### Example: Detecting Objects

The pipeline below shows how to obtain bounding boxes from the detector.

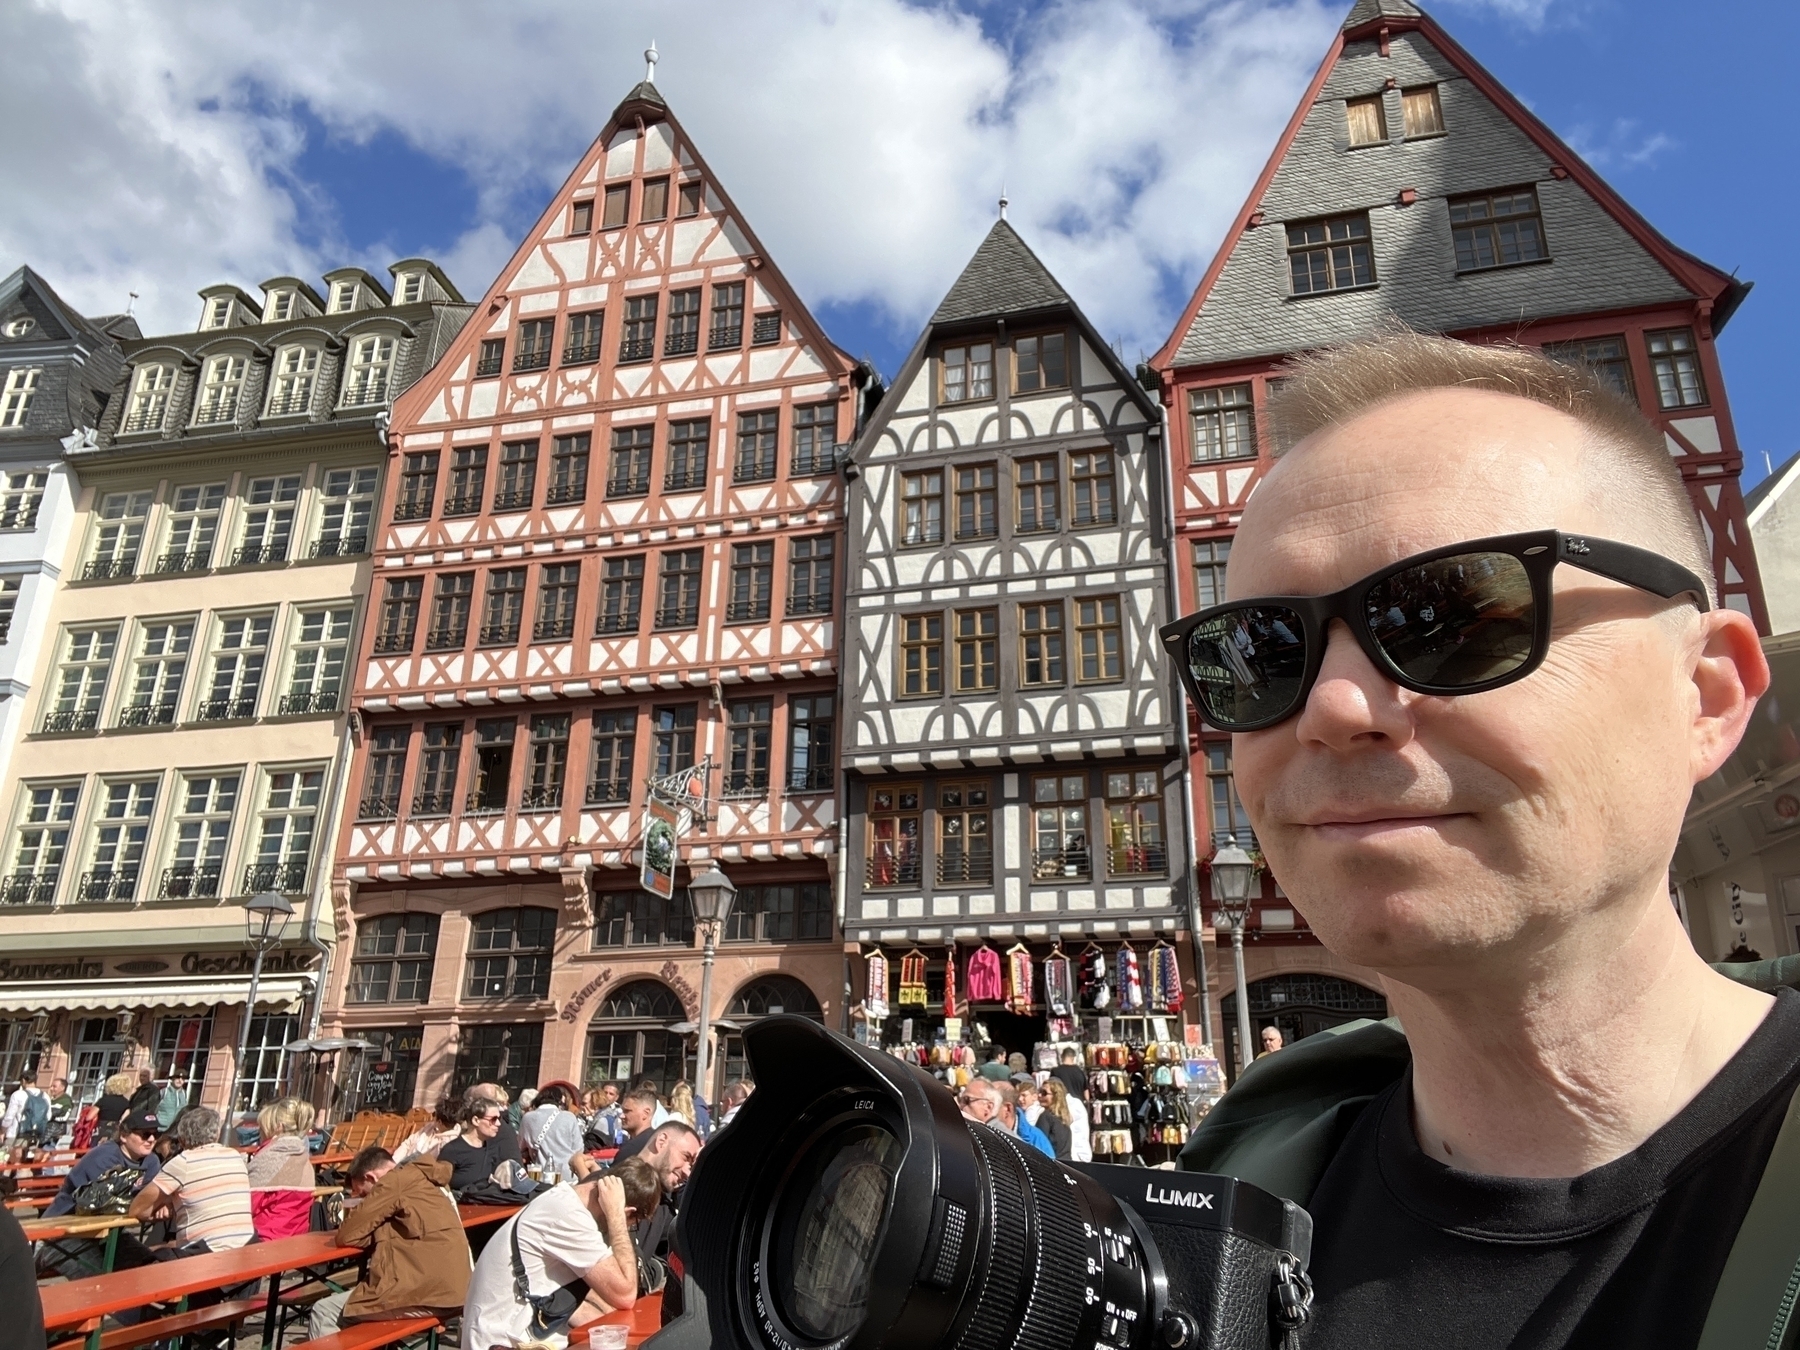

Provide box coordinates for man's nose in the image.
[1290,619,1417,751]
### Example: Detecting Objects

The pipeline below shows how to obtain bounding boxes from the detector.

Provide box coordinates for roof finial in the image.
[126,291,138,316]
[998,188,1008,221]
[644,41,658,85]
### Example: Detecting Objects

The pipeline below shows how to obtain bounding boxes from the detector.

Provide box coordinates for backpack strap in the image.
[1698,1084,1800,1350]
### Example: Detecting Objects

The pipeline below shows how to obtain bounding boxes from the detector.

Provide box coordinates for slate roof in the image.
[617,80,666,111]
[930,220,1072,326]
[1342,0,1423,27]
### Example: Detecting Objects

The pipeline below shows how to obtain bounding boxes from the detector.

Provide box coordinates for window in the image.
[641,176,670,222]
[955,608,998,692]
[792,403,836,475]
[464,907,556,1000]
[80,779,156,902]
[235,474,300,564]
[1014,333,1068,392]
[584,981,688,1090]
[395,452,438,520]
[374,577,422,654]
[900,613,943,696]
[901,470,944,546]
[1190,384,1256,462]
[735,410,778,483]
[608,425,653,496]
[267,344,320,416]
[1032,774,1090,879]
[425,572,474,650]
[1647,328,1708,409]
[248,770,322,900]
[445,446,487,516]
[481,567,526,644]
[235,1014,298,1111]
[342,335,396,405]
[204,296,233,328]
[1015,456,1059,532]
[1207,744,1253,848]
[710,283,744,350]
[0,470,43,532]
[513,319,554,373]
[266,289,295,322]
[787,694,833,792]
[1070,450,1115,525]
[724,886,831,943]
[476,339,505,378]
[1449,188,1548,272]
[329,281,358,313]
[283,606,352,713]
[723,698,771,797]
[656,549,702,628]
[598,555,645,634]
[469,719,515,812]
[192,355,247,426]
[123,364,175,433]
[564,311,603,366]
[0,365,37,427]
[752,310,782,345]
[602,183,629,229]
[197,612,271,720]
[593,895,692,949]
[954,464,998,540]
[523,714,570,809]
[150,1015,212,1103]
[1287,213,1375,294]
[1346,93,1388,146]
[1544,336,1636,401]
[47,626,117,732]
[678,180,703,217]
[315,466,377,557]
[0,316,33,338]
[357,1028,423,1111]
[1402,84,1444,137]
[534,562,579,641]
[1106,769,1166,876]
[665,288,700,356]
[120,619,192,726]
[941,342,993,403]
[414,723,462,815]
[494,440,537,511]
[728,542,772,622]
[349,914,440,1004]
[1019,601,1065,686]
[548,433,590,504]
[652,704,696,776]
[665,418,708,491]
[1193,539,1231,609]
[570,199,594,234]
[0,576,18,643]
[938,781,992,885]
[866,784,922,887]
[396,272,424,304]
[1076,596,1123,683]
[787,535,833,616]
[453,1024,542,1100]
[5,783,77,903]
[84,490,150,580]
[587,709,636,805]
[620,296,657,363]
[360,727,407,820]
[163,773,237,899]
[155,484,224,572]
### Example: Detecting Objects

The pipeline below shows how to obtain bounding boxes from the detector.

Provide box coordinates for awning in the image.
[0,974,313,1014]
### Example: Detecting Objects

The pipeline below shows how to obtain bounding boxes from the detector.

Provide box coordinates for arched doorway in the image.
[1221,974,1388,1081]
[584,980,689,1096]
[718,975,823,1088]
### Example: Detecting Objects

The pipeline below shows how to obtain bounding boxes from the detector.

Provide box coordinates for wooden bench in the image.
[292,1315,443,1349]
[58,1297,264,1350]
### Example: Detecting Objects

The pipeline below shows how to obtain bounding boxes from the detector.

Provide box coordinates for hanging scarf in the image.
[966,945,1003,1003]
[1157,944,1183,1013]
[1044,948,1076,1019]
[899,949,928,1007]
[1005,944,1034,1015]
[1116,944,1143,1012]
[1083,946,1112,1010]
[943,948,958,1018]
[1146,942,1169,1012]
[865,949,889,1018]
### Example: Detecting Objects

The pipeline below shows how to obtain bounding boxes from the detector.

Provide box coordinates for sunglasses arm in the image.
[1556,533,1711,612]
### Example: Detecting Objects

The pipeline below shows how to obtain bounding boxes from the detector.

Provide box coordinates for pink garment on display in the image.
[966,945,1003,1003]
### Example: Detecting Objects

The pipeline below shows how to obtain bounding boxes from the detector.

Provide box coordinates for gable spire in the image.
[1342,0,1422,28]
[931,219,1071,326]
[644,41,658,84]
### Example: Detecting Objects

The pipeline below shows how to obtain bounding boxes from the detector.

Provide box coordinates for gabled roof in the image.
[0,265,118,347]
[1747,449,1800,523]
[1342,0,1421,25]
[931,220,1073,326]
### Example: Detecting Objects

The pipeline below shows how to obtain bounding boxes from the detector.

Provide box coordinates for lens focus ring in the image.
[955,1125,1032,1350]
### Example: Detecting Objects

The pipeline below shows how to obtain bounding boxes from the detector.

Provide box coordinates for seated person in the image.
[308,1147,472,1339]
[439,1096,506,1196]
[128,1106,254,1253]
[246,1096,316,1240]
[528,1087,588,1180]
[47,1110,161,1217]
[608,1089,665,1164]
[393,1095,460,1165]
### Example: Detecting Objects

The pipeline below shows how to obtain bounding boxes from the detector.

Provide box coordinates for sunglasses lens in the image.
[1186,605,1308,728]
[1364,551,1535,687]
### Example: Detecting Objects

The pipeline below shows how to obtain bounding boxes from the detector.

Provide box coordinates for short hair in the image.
[621,1087,660,1110]
[646,1120,699,1157]
[431,1095,460,1129]
[258,1096,312,1139]
[992,1082,1017,1110]
[18,1069,35,1085]
[348,1146,394,1184]
[1266,326,1713,599]
[462,1095,502,1126]
[175,1107,220,1146]
[720,1081,751,1107]
[536,1086,567,1111]
[609,1155,663,1217]
[988,1047,1007,1062]
[1059,1048,1078,1063]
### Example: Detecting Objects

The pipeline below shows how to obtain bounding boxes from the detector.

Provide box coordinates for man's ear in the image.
[1690,608,1769,784]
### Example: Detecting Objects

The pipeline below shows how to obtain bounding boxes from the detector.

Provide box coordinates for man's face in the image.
[1226,388,1756,987]
[53,1079,66,1094]
[1261,1028,1282,1053]
[959,1088,998,1124]
[621,1097,654,1135]
[120,1126,157,1161]
[351,1161,396,1198]
[600,1085,618,1108]
[649,1130,701,1191]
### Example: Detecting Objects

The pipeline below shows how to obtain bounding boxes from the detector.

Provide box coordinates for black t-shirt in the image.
[1050,1064,1089,1101]
[611,1128,653,1166]
[1302,989,1800,1349]
[438,1135,497,1192]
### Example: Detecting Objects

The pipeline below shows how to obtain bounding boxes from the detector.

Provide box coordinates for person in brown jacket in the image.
[308,1146,472,1338]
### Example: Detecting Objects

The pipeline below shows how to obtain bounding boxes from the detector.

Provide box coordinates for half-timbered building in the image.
[1148,0,1766,1067]
[842,220,1194,1059]
[326,79,861,1106]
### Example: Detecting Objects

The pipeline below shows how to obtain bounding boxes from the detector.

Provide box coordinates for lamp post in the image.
[224,891,294,1139]
[686,867,737,1112]
[1208,843,1261,1081]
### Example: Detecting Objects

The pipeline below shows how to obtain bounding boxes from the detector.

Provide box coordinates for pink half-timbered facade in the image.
[322,80,861,1106]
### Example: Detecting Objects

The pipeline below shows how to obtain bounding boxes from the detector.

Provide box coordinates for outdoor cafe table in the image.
[22,1212,141,1273]
[583,1289,665,1349]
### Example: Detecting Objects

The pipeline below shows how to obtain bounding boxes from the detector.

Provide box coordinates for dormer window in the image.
[193,354,247,426]
[267,344,320,417]
[266,290,295,323]
[1,317,35,339]
[204,296,234,329]
[395,273,424,304]
[123,363,175,433]
[329,281,359,314]
[1013,333,1068,393]
[342,334,396,406]
[940,343,993,404]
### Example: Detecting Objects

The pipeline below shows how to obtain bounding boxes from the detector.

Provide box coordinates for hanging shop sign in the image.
[641,799,680,900]
[0,947,319,983]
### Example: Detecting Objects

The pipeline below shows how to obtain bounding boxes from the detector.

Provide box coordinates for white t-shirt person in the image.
[463,1178,635,1349]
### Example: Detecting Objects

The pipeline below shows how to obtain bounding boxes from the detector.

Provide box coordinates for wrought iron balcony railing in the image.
[194,697,256,722]
[0,872,58,905]
[533,617,575,642]
[545,478,586,505]
[512,348,552,373]
[585,778,632,807]
[606,474,649,499]
[232,543,288,566]
[155,550,211,575]
[266,391,312,417]
[42,709,98,733]
[561,343,601,367]
[1106,844,1168,878]
[77,870,139,903]
[441,493,482,518]
[116,701,178,728]
[709,325,742,351]
[357,796,399,822]
[242,860,307,894]
[475,350,504,378]
[393,494,433,522]
[82,556,136,581]
[786,593,832,617]
[411,792,457,817]
[663,466,706,493]
[664,330,699,357]
[1032,847,1091,880]
[787,765,834,793]
[424,626,467,652]
[726,599,769,624]
[278,690,339,715]
[492,487,533,512]
[159,867,221,900]
[654,604,699,630]
[722,771,769,799]
[464,790,508,816]
[938,848,993,886]
[618,338,655,364]
[865,851,922,889]
[310,535,367,559]
[479,623,520,646]
[594,610,639,636]
[520,786,563,811]
[752,312,781,345]
[372,631,415,655]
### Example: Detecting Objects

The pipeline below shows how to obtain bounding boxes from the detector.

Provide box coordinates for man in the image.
[1256,1026,1283,1059]
[2,1069,48,1144]
[155,1074,187,1130]
[715,1080,751,1130]
[1049,1048,1088,1103]
[46,1078,74,1144]
[1171,331,1789,1348]
[586,1082,624,1149]
[960,1080,1054,1159]
[463,1171,637,1349]
[977,1048,1012,1082]
[125,1070,160,1122]
[626,1076,674,1128]
[129,1107,253,1252]
[609,1087,661,1162]
[47,1110,161,1217]
[1015,1078,1071,1161]
[618,1120,700,1302]
[308,1146,471,1338]
[0,1209,46,1350]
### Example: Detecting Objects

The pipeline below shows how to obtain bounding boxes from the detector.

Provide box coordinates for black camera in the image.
[646,1016,1313,1350]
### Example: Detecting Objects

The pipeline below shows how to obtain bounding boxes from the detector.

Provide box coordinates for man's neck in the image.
[1391,895,1774,1178]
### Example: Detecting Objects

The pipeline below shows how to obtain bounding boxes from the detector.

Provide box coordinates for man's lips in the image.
[1298,809,1467,833]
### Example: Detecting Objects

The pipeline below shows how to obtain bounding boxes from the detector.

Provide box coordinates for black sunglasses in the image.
[1159,530,1709,732]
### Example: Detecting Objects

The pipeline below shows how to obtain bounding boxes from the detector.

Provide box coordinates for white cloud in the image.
[1565,117,1677,172]
[1,0,1339,359]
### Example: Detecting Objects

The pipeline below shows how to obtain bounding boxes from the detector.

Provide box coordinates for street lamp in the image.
[1209,843,1262,1081]
[224,891,294,1138]
[686,866,737,1113]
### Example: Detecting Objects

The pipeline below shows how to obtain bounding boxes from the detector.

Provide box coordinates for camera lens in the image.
[773,1123,901,1341]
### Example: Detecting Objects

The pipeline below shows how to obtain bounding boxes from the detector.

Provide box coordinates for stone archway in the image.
[584,979,689,1095]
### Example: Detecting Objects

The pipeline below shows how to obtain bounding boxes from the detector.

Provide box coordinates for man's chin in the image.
[1288,881,1505,974]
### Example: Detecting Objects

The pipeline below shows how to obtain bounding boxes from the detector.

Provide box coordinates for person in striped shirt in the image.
[128,1107,254,1252]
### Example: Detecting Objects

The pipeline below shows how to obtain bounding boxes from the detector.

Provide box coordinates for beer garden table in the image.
[21,1211,141,1273]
